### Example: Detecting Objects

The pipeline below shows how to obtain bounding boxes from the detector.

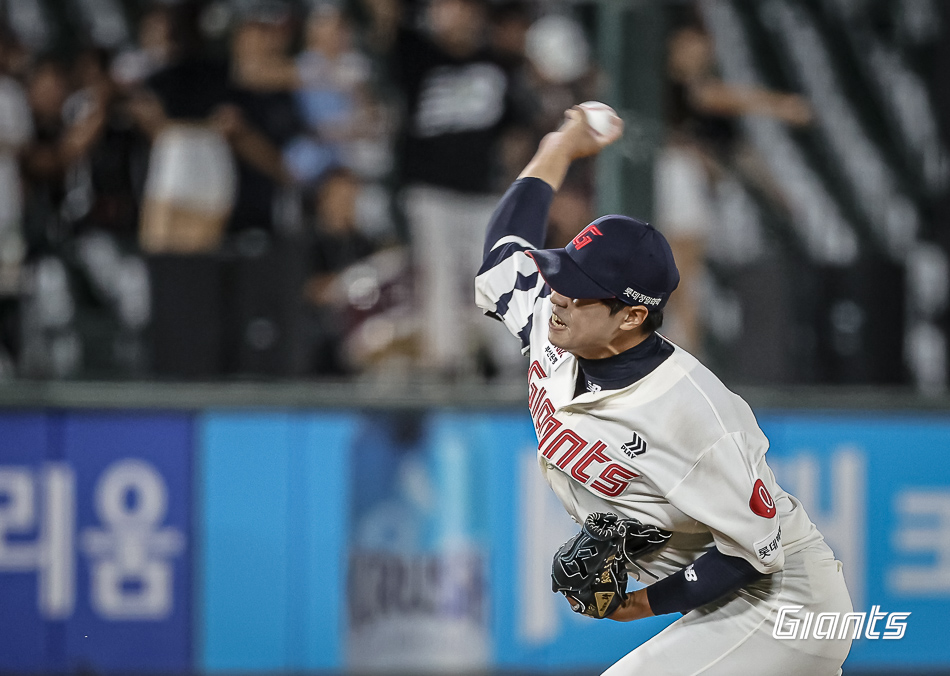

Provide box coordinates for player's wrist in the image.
[517,135,574,189]
[543,128,597,162]
[629,588,655,620]
[608,588,654,622]
[536,131,578,160]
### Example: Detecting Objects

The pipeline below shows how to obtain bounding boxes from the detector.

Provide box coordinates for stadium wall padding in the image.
[1,409,949,673]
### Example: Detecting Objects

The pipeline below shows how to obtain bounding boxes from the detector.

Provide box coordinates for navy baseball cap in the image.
[527,215,679,310]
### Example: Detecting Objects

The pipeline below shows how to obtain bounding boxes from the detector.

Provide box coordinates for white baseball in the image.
[578,101,620,139]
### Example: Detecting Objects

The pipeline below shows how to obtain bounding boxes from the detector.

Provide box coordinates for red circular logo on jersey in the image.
[749,479,776,518]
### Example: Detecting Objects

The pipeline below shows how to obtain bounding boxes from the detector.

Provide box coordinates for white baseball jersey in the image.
[475,242,824,583]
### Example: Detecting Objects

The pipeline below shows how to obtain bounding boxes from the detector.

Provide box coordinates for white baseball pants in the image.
[602,542,853,676]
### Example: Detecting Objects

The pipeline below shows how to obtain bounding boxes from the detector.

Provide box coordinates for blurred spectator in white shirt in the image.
[138,1,290,252]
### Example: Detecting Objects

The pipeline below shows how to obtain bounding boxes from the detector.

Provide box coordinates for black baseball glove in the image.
[551,512,672,619]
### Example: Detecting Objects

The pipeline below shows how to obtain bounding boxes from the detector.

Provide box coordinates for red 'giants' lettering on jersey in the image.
[528,360,639,498]
[591,464,639,497]
[544,429,585,467]
[571,442,608,482]
[749,479,776,518]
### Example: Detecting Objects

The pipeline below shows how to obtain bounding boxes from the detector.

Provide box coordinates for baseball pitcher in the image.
[474,106,854,675]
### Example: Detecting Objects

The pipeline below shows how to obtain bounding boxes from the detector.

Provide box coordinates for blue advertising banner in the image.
[0,412,193,674]
[0,413,61,673]
[199,412,355,672]
[294,415,355,669]
[343,412,497,671]
[5,406,950,673]
[61,413,193,674]
[200,413,295,671]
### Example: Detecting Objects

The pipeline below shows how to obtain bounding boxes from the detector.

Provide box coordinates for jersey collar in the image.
[575,332,674,396]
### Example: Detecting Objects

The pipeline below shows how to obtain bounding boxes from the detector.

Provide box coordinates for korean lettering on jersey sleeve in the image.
[663,432,785,575]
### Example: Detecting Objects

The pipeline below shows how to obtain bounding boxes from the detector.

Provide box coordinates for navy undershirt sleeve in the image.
[481,177,553,261]
[646,548,766,616]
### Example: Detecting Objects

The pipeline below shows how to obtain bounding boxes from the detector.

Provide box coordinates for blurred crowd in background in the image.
[0,0,947,390]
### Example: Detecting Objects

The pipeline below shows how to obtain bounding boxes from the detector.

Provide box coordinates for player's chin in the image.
[548,328,569,350]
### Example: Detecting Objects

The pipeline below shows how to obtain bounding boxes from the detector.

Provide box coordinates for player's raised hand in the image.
[519,103,623,190]
[547,104,624,161]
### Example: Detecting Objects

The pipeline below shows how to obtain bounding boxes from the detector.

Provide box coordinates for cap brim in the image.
[527,248,616,300]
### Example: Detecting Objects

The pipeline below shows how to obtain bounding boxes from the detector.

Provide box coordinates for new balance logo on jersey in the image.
[621,433,647,458]
[586,381,601,393]
[684,564,698,582]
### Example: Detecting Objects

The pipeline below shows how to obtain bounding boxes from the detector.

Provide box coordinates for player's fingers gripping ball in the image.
[578,101,623,145]
[554,102,623,160]
[551,512,672,618]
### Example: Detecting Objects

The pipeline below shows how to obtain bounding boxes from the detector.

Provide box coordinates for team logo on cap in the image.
[572,224,603,250]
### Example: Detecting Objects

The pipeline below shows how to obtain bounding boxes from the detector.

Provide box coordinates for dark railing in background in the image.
[1,379,950,412]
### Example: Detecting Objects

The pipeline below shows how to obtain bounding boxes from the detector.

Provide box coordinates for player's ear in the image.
[619,305,649,331]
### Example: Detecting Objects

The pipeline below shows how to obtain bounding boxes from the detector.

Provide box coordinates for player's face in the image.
[547,290,632,359]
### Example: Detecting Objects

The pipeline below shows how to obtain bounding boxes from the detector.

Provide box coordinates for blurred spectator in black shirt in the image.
[112,6,175,88]
[228,5,301,232]
[665,25,812,159]
[363,0,530,378]
[380,0,523,193]
[308,169,377,281]
[21,58,75,250]
[20,52,154,378]
[65,48,150,242]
